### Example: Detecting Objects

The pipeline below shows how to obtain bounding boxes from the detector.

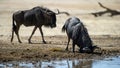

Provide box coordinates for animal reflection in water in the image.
[62,17,98,53]
[0,60,92,68]
[11,6,69,44]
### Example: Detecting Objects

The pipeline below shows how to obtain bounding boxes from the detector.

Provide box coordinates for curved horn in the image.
[55,9,70,16]
[56,9,60,14]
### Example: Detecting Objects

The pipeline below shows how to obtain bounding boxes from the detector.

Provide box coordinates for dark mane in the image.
[32,6,55,14]
[80,23,93,47]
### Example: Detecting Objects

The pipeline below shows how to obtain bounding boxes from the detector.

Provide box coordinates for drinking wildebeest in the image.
[62,17,98,53]
[11,6,69,44]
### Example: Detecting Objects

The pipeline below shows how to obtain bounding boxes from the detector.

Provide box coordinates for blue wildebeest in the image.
[62,17,98,53]
[11,6,69,44]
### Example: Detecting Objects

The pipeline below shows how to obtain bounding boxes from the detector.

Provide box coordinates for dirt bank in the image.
[0,35,120,61]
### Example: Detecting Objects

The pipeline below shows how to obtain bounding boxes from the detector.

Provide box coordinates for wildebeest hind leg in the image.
[15,25,22,43]
[11,28,14,42]
[28,26,37,43]
[39,27,46,44]
[65,37,70,51]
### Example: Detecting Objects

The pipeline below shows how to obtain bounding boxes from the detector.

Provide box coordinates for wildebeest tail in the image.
[11,14,16,42]
[12,14,16,31]
[62,24,66,32]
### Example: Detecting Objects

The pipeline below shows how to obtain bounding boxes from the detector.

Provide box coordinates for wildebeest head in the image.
[39,7,57,28]
[81,45,100,53]
[46,12,56,28]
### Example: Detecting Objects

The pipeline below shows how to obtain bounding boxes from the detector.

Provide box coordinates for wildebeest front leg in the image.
[39,27,46,44]
[28,26,37,43]
[65,37,70,51]
[72,41,75,53]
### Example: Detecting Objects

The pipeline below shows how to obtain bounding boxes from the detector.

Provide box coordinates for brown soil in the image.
[0,35,120,61]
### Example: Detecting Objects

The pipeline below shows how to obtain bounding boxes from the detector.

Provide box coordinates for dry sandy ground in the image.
[0,0,120,61]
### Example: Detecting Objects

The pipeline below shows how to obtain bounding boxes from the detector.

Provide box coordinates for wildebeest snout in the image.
[81,47,92,53]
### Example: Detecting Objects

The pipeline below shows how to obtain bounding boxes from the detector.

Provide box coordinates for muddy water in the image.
[0,56,120,68]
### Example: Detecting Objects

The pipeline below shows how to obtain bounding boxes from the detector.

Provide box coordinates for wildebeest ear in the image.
[44,9,53,15]
[47,12,53,15]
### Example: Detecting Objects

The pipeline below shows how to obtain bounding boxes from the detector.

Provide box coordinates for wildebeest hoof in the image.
[28,39,32,44]
[65,48,68,51]
[43,41,47,44]
[19,41,22,43]
[28,41,32,44]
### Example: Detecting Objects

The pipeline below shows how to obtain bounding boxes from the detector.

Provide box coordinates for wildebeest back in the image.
[23,8,43,26]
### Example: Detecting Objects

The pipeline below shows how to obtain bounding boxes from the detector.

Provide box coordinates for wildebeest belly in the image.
[23,22,35,26]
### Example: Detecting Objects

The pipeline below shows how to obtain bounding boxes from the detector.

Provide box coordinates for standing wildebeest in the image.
[11,6,69,43]
[62,17,97,53]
